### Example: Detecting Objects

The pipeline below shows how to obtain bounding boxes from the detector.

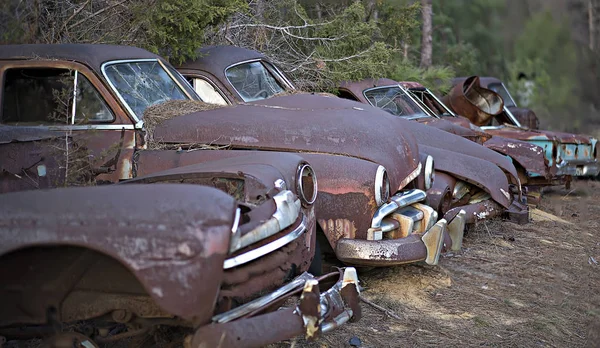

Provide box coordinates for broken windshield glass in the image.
[103,60,191,119]
[364,86,431,119]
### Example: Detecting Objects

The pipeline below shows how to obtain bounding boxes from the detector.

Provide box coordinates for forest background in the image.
[1,0,599,133]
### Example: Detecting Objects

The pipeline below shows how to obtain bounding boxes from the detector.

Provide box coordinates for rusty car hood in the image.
[154,94,420,191]
[415,117,489,143]
[437,118,551,177]
[485,125,593,145]
[398,120,520,184]
[483,135,553,177]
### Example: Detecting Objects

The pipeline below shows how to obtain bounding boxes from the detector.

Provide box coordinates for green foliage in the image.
[309,2,393,86]
[507,11,579,130]
[425,0,506,76]
[378,0,421,48]
[139,0,246,64]
[389,59,455,95]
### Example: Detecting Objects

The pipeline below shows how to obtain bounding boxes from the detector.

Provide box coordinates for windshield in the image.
[488,83,516,108]
[364,86,431,119]
[225,61,285,102]
[103,60,195,119]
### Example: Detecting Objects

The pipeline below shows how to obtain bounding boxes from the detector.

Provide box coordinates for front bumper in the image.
[187,268,361,348]
[335,190,467,266]
[556,159,600,177]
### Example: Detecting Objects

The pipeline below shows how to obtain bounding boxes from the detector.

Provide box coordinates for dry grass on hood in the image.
[143,100,227,149]
[271,90,337,99]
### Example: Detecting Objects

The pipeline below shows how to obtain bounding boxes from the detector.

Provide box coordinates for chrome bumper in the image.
[556,160,600,177]
[188,268,361,348]
[336,190,467,266]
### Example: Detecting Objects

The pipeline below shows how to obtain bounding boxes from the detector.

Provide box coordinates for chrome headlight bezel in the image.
[424,155,435,190]
[375,165,391,206]
[297,163,318,206]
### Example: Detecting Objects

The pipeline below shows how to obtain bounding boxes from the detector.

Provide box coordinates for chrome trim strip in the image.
[71,70,78,125]
[398,162,422,190]
[213,271,315,323]
[481,125,505,130]
[425,88,457,116]
[229,191,301,253]
[231,207,241,235]
[501,83,519,107]
[503,106,522,128]
[223,214,306,270]
[2,125,136,131]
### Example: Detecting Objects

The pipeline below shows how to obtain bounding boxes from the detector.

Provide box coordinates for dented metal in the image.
[450,76,599,178]
[174,45,468,268]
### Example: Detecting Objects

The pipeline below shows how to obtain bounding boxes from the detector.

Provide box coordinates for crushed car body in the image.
[448,76,600,179]
[336,79,535,224]
[0,184,360,348]
[176,45,469,265]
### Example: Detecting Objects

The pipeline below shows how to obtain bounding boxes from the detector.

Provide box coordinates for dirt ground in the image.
[274,180,600,348]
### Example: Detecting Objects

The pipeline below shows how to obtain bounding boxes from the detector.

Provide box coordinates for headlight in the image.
[375,165,391,206]
[424,155,434,190]
[297,163,317,206]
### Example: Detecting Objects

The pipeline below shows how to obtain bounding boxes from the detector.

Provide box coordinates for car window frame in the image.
[0,60,133,130]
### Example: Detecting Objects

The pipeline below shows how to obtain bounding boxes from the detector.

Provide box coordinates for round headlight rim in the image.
[424,155,435,191]
[375,165,391,206]
[297,163,318,206]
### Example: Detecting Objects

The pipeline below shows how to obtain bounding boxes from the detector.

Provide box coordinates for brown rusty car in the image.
[0,44,361,345]
[0,184,360,348]
[177,45,528,226]
[0,45,453,272]
[176,45,477,267]
[336,79,555,195]
[449,76,600,180]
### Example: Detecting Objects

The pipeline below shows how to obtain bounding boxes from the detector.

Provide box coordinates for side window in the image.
[2,68,114,125]
[225,62,285,102]
[190,78,228,105]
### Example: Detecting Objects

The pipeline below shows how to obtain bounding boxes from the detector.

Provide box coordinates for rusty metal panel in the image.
[0,184,234,324]
[152,93,420,193]
[420,145,511,208]
[443,76,504,126]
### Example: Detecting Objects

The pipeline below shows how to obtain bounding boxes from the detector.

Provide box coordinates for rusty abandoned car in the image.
[173,45,471,267]
[177,45,529,226]
[0,44,360,346]
[449,76,600,180]
[0,184,360,347]
[336,79,555,196]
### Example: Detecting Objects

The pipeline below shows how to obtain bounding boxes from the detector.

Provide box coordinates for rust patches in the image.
[443,76,504,126]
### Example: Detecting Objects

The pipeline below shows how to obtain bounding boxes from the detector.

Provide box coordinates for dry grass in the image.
[272,181,600,348]
[142,100,227,149]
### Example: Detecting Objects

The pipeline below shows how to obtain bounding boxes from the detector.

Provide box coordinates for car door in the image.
[0,60,136,193]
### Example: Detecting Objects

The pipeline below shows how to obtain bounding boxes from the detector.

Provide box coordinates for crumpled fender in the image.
[420,145,511,208]
[0,184,234,323]
[483,136,552,177]
[400,120,520,185]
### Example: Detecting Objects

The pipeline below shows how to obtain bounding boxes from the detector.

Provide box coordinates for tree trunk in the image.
[420,0,433,68]
[589,0,595,51]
